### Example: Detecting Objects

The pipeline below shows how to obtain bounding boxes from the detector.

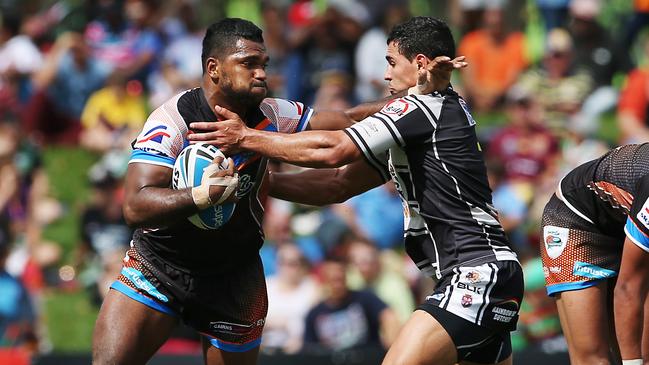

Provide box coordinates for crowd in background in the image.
[0,0,645,361]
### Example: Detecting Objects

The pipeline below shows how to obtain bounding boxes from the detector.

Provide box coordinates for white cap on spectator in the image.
[328,0,371,26]
[545,28,573,53]
[570,0,601,19]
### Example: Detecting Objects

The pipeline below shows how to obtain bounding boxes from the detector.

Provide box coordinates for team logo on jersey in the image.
[381,99,409,116]
[637,197,649,230]
[465,271,482,284]
[461,294,473,308]
[137,125,170,144]
[236,174,255,198]
[543,225,568,259]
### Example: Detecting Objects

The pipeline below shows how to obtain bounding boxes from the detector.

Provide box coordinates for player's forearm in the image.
[268,169,348,206]
[345,90,407,122]
[123,187,198,228]
[241,128,352,168]
[614,280,645,359]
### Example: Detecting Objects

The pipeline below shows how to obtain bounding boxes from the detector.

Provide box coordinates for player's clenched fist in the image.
[191,156,239,210]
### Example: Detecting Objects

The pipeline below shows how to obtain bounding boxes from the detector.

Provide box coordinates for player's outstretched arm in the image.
[189,106,362,168]
[123,157,238,228]
[268,160,384,206]
[614,236,649,362]
[306,56,466,130]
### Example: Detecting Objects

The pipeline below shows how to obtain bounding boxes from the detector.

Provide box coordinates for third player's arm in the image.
[614,236,649,361]
[268,160,385,206]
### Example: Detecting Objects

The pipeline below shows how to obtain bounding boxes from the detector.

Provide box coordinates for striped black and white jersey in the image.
[128,88,312,274]
[344,87,517,279]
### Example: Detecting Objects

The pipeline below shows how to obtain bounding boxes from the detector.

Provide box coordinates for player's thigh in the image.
[382,309,457,365]
[642,294,649,359]
[93,288,178,365]
[555,282,611,359]
[202,337,260,365]
[462,356,512,365]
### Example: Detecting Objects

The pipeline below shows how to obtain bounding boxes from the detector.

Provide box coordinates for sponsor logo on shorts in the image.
[491,299,519,323]
[465,270,482,283]
[120,267,169,302]
[382,99,409,116]
[236,174,254,197]
[543,225,569,259]
[637,197,649,229]
[461,294,473,308]
[209,321,257,336]
[543,266,561,278]
[572,261,616,279]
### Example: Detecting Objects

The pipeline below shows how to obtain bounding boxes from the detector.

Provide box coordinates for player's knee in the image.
[569,351,610,365]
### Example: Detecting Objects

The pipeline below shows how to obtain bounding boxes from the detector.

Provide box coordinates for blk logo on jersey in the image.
[137,125,170,144]
[382,99,409,115]
[543,225,568,259]
[637,197,649,230]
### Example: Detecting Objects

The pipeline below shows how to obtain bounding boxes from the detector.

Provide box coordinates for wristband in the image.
[622,359,643,365]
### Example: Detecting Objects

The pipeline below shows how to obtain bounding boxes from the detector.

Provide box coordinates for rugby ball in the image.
[172,143,236,229]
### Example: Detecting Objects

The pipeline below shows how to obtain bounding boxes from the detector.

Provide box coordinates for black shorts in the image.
[541,194,621,296]
[111,242,268,352]
[418,260,523,363]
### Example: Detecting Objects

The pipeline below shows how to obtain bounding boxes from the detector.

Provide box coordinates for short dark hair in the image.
[201,18,264,73]
[387,16,455,61]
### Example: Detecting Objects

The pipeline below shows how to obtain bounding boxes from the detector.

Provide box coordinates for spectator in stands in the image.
[0,12,42,114]
[568,0,632,136]
[457,4,529,112]
[514,28,594,133]
[26,32,108,144]
[79,71,147,153]
[334,184,404,250]
[147,1,203,107]
[354,1,409,102]
[346,239,414,324]
[303,257,400,352]
[0,213,37,354]
[617,36,649,144]
[77,167,130,303]
[623,0,649,58]
[84,0,163,89]
[535,0,571,31]
[284,0,369,104]
[486,87,559,185]
[263,243,320,354]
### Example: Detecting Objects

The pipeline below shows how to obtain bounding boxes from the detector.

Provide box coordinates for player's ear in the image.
[206,57,219,80]
[414,54,429,70]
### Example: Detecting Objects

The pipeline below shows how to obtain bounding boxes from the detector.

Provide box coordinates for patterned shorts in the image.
[111,242,268,352]
[541,194,622,296]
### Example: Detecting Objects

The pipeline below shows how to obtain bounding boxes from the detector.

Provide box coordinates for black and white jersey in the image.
[344,88,517,279]
[129,88,312,274]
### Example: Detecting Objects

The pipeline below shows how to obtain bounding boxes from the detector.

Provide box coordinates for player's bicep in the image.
[124,162,173,201]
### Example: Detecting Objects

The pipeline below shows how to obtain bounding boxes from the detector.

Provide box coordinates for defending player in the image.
[92,18,461,365]
[189,17,523,365]
[539,143,649,365]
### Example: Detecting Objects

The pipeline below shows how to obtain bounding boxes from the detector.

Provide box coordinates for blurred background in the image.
[0,0,641,364]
